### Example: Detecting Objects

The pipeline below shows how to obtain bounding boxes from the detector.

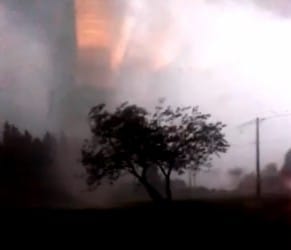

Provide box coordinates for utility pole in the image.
[239,112,291,199]
[238,117,262,199]
[255,117,261,199]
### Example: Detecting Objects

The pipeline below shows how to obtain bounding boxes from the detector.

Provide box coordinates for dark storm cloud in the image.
[254,0,291,17]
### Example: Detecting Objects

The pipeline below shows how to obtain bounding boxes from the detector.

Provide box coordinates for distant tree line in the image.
[229,152,291,196]
[0,122,57,206]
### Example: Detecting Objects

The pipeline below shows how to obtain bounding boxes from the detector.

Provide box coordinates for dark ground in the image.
[2,198,291,246]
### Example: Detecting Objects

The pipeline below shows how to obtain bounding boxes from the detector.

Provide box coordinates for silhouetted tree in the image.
[281,149,291,190]
[262,163,278,177]
[82,100,229,202]
[237,163,286,195]
[0,122,56,205]
[282,149,291,174]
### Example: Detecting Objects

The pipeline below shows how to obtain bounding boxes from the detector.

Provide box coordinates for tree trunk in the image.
[165,175,172,201]
[140,178,164,203]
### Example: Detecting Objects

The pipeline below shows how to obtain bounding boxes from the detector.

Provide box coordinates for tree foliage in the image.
[82,100,229,202]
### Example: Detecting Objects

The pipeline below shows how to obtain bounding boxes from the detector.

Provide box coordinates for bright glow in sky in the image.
[75,0,111,49]
[109,0,291,181]
[71,0,291,183]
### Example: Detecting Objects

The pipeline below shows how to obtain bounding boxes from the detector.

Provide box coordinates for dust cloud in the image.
[0,4,53,134]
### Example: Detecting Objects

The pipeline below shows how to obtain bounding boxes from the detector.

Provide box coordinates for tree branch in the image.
[158,165,167,177]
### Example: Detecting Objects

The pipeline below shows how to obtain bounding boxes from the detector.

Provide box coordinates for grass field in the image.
[2,198,291,245]
[2,198,291,226]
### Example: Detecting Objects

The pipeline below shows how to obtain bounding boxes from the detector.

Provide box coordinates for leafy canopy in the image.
[82,100,229,197]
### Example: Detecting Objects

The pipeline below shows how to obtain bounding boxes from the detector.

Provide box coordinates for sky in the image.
[72,0,291,192]
[105,0,291,186]
[2,0,291,193]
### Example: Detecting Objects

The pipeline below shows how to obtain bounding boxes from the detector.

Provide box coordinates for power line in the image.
[230,142,255,148]
[237,112,291,199]
[261,113,291,122]
[236,111,291,129]
[237,112,291,128]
